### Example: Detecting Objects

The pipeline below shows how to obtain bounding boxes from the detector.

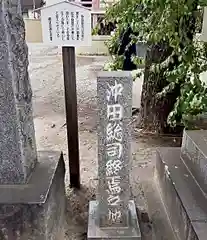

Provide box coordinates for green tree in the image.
[106,0,207,133]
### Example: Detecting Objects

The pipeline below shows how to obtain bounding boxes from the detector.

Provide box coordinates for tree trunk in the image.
[139,43,182,134]
[139,0,198,134]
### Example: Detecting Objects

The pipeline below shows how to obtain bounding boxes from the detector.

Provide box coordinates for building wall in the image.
[22,9,40,19]
[24,19,43,43]
[28,9,40,19]
[201,7,207,42]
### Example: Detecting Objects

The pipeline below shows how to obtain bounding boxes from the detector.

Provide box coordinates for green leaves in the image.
[198,0,207,6]
[105,0,207,129]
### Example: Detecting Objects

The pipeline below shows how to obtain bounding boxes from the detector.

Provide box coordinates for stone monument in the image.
[156,130,207,239]
[0,1,66,239]
[88,71,141,239]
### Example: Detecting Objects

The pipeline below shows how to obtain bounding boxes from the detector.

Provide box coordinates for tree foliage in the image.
[105,0,207,128]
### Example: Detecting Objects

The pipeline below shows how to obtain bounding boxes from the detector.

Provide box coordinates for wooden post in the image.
[62,46,80,189]
[39,0,92,189]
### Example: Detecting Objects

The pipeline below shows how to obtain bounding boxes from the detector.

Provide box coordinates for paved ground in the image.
[28,43,181,239]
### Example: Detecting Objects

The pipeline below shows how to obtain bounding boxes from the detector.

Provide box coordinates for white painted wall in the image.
[45,0,63,6]
[200,71,207,85]
[201,7,207,42]
[28,9,40,19]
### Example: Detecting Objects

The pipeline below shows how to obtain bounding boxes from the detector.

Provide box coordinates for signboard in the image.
[40,1,91,46]
[201,7,207,42]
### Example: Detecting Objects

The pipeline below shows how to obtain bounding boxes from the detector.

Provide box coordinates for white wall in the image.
[200,71,207,85]
[28,9,40,19]
[201,7,207,42]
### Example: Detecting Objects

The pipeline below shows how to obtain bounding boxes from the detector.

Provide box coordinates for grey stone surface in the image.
[136,42,147,64]
[88,71,140,239]
[97,71,132,227]
[181,130,207,195]
[156,147,207,240]
[0,2,66,239]
[0,0,37,184]
[0,151,66,240]
[88,200,141,240]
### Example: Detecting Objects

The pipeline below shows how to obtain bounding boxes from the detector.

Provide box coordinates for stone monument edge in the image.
[97,71,132,79]
[0,151,66,239]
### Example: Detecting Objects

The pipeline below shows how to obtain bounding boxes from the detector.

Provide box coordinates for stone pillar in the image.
[0,1,66,239]
[0,0,37,184]
[88,72,141,239]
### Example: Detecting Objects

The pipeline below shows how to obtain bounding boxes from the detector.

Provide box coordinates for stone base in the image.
[0,151,66,240]
[87,200,141,239]
[181,130,207,194]
[156,147,207,240]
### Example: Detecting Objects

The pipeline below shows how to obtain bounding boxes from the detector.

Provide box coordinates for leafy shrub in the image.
[105,0,207,128]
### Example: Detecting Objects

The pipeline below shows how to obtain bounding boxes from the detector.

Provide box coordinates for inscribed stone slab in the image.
[97,71,132,227]
[88,71,141,239]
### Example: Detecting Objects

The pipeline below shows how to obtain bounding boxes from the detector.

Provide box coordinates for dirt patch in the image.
[78,104,97,132]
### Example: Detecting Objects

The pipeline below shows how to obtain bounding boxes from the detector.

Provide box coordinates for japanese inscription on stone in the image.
[88,72,141,239]
[106,80,123,224]
[97,72,132,228]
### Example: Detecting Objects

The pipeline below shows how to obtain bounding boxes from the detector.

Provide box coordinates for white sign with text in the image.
[40,1,91,46]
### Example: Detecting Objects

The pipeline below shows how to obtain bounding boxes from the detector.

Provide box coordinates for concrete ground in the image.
[28,43,181,239]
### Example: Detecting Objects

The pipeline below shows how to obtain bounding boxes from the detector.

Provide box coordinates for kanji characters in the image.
[76,12,80,40]
[106,160,123,176]
[107,194,121,206]
[55,11,60,38]
[106,143,123,158]
[71,12,75,40]
[107,104,123,121]
[106,122,123,142]
[107,81,123,102]
[105,80,125,218]
[61,11,65,41]
[66,11,70,40]
[107,176,121,194]
[48,17,52,41]
[108,209,122,223]
[81,15,84,41]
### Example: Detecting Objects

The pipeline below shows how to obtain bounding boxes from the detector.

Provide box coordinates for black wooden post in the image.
[62,46,80,189]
